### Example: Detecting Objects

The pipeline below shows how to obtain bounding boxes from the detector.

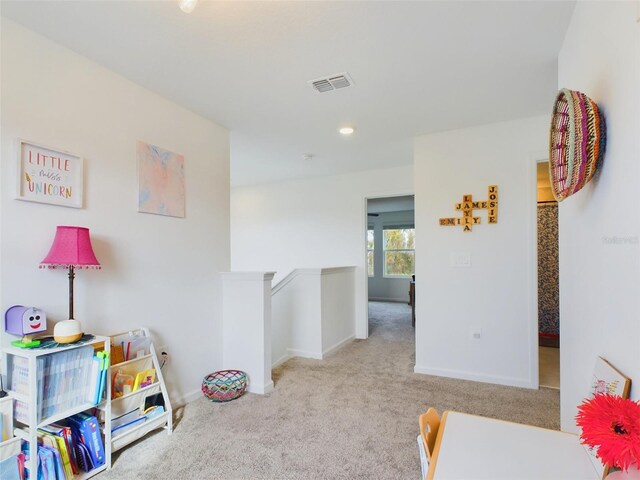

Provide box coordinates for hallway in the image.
[368,300,415,347]
[103,302,560,479]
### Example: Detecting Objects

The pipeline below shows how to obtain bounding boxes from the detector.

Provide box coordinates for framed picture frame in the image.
[589,356,631,399]
[17,140,83,208]
[137,140,185,218]
[583,357,631,479]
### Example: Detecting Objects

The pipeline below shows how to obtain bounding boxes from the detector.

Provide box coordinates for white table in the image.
[427,411,601,480]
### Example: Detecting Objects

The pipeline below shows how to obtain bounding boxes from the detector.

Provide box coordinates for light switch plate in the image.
[450,252,471,268]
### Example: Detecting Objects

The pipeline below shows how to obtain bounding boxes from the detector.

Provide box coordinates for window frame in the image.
[382,225,415,279]
[367,226,375,277]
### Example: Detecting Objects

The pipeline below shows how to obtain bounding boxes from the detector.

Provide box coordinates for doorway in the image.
[366,195,415,337]
[537,161,560,389]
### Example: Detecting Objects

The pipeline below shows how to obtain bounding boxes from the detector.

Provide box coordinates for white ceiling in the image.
[1,1,575,187]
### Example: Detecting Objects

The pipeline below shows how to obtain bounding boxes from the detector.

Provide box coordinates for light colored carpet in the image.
[101,301,559,479]
[539,345,560,389]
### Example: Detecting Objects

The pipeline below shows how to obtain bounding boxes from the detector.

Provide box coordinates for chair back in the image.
[419,407,440,462]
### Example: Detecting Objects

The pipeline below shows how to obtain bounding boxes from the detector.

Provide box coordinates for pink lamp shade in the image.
[40,226,101,269]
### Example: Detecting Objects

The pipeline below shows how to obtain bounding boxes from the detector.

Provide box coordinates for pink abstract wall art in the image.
[137,141,185,218]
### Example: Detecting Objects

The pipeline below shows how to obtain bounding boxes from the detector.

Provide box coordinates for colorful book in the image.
[111,409,146,435]
[132,369,156,392]
[41,424,78,475]
[110,344,125,365]
[38,429,74,479]
[38,444,64,480]
[66,413,105,469]
[120,335,151,361]
[87,356,100,404]
[94,351,110,404]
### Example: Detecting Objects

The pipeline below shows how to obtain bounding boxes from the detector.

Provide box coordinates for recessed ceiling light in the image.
[339,127,355,135]
[179,0,198,13]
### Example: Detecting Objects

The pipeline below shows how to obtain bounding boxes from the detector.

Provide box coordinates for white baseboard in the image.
[248,380,274,395]
[282,337,355,362]
[368,297,408,303]
[172,388,202,407]
[322,335,355,357]
[287,348,323,360]
[272,353,291,368]
[413,365,536,389]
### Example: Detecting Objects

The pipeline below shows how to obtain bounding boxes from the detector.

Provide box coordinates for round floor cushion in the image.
[202,370,248,402]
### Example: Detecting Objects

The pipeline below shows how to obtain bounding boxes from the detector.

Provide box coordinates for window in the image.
[367,228,374,276]
[383,226,415,277]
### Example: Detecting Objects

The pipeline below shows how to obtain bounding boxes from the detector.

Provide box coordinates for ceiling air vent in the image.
[309,72,355,94]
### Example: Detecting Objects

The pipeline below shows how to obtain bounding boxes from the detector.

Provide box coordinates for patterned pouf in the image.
[202,370,247,402]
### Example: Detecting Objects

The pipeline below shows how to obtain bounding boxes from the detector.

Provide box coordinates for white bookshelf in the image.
[5,335,111,479]
[100,328,172,455]
[2,327,171,478]
[0,396,21,463]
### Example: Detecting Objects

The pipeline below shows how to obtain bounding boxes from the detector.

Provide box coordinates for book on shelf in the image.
[0,396,14,444]
[132,369,156,392]
[110,344,125,366]
[87,356,101,405]
[38,430,73,479]
[111,405,165,437]
[113,332,151,362]
[39,423,78,475]
[38,445,60,479]
[91,351,109,405]
[65,413,105,469]
[9,347,110,424]
[21,440,64,480]
[18,416,106,479]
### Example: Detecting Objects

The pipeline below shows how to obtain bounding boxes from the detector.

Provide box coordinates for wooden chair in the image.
[417,407,440,479]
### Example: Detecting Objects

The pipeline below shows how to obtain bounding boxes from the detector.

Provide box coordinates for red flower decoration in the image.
[576,393,640,471]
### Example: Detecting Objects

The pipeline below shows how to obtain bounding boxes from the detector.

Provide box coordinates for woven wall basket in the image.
[549,88,606,202]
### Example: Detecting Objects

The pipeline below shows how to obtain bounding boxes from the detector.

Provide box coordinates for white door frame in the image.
[528,154,552,390]
[531,156,562,390]
[359,191,415,339]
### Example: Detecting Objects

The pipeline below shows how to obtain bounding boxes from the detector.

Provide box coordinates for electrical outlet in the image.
[157,345,169,365]
[471,329,482,340]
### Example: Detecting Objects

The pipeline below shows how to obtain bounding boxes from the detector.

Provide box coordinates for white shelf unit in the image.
[100,327,172,455]
[0,396,22,464]
[4,335,111,479]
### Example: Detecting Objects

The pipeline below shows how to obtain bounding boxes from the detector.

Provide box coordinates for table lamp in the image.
[40,226,101,343]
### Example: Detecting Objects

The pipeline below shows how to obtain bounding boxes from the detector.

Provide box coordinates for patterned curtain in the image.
[538,203,559,336]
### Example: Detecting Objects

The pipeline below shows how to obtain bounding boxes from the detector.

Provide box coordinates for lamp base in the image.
[54,319,83,344]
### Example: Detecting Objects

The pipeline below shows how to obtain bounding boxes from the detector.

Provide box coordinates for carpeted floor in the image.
[102,301,559,479]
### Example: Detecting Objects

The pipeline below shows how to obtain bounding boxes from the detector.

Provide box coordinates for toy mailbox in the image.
[5,305,47,347]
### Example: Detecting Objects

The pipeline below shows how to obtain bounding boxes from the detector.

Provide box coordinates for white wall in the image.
[222,272,274,394]
[320,267,355,355]
[414,115,548,388]
[557,2,640,432]
[271,267,355,365]
[367,210,415,302]
[272,271,322,364]
[0,20,230,405]
[231,165,414,338]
